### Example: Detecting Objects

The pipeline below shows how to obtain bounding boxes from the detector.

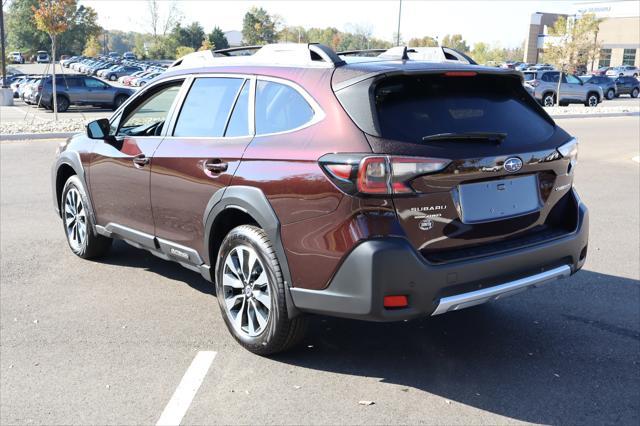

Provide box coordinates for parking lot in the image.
[0,116,639,424]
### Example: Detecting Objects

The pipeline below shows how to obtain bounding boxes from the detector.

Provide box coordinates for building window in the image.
[622,49,636,66]
[598,49,611,68]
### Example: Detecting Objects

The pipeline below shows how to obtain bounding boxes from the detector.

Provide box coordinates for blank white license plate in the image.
[458,175,541,224]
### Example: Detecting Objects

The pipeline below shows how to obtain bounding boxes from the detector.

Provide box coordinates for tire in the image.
[215,225,306,355]
[109,74,117,81]
[631,88,639,98]
[606,89,615,100]
[55,95,70,112]
[61,176,112,259]
[585,93,599,107]
[542,93,556,107]
[633,73,638,78]
[113,94,128,110]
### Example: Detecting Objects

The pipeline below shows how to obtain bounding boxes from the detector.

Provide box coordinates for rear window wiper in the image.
[421,132,507,143]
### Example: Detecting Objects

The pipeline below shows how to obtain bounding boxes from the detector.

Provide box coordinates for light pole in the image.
[396,0,402,46]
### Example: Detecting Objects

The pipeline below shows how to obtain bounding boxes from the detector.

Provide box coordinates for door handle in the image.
[204,160,228,173]
[132,155,149,167]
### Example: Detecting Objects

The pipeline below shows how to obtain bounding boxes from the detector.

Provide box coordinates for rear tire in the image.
[56,95,70,112]
[61,176,112,259]
[606,89,615,100]
[215,225,306,355]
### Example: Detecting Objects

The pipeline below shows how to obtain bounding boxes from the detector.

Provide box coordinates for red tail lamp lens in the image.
[384,295,408,308]
[357,156,389,194]
[444,71,477,77]
[325,164,353,180]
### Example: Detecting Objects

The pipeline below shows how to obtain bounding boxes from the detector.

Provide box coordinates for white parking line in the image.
[156,351,217,426]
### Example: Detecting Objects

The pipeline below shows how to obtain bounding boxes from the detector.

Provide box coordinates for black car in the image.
[580,75,618,100]
[39,75,134,112]
[614,76,640,98]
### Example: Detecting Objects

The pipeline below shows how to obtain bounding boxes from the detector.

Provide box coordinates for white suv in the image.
[10,52,24,64]
[606,66,639,78]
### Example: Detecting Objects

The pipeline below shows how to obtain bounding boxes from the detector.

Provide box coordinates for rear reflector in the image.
[444,71,477,77]
[384,295,408,308]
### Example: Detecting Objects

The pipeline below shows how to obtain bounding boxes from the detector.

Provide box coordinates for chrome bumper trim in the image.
[431,264,572,316]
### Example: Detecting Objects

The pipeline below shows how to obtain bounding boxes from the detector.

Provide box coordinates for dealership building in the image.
[524,0,640,70]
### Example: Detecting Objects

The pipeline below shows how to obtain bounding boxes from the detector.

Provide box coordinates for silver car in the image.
[524,70,604,107]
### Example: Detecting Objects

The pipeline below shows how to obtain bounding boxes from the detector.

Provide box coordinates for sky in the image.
[79,0,579,48]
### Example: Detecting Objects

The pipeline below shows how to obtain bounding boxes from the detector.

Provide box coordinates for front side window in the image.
[565,74,581,84]
[255,80,314,135]
[173,77,244,138]
[118,82,182,137]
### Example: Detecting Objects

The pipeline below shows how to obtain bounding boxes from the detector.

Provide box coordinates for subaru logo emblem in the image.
[503,157,523,173]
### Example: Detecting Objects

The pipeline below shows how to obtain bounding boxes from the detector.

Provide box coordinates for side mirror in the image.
[87,118,112,141]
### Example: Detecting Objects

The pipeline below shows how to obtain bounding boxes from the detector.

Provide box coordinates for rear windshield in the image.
[374,74,554,145]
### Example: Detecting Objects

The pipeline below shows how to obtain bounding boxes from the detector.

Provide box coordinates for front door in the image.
[89,80,184,237]
[84,76,113,105]
[151,76,253,258]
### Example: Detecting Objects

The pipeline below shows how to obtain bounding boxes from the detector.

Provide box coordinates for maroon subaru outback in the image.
[52,44,588,354]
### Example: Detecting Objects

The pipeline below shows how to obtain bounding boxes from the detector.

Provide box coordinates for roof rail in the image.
[170,43,345,69]
[213,46,262,57]
[337,49,387,56]
[378,46,411,60]
[376,46,477,64]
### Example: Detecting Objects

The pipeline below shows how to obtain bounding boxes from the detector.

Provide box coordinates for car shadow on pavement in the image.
[273,270,640,425]
[100,240,214,295]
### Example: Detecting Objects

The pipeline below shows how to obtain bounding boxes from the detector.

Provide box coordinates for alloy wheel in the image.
[222,245,271,337]
[544,95,555,107]
[64,188,86,251]
[588,95,598,107]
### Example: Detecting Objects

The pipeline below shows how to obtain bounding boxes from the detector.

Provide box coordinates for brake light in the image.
[444,71,477,77]
[320,154,450,196]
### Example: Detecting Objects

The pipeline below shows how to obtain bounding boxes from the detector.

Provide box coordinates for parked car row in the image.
[61,55,168,87]
[593,65,639,77]
[522,70,639,107]
[8,73,134,112]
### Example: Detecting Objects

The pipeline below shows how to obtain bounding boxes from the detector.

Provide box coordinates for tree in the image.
[543,13,601,105]
[208,26,229,50]
[175,45,194,58]
[407,36,438,47]
[242,7,276,45]
[7,0,50,57]
[83,35,101,56]
[33,0,74,120]
[441,34,469,52]
[199,38,212,51]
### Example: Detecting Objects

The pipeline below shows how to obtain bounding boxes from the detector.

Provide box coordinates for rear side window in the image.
[255,80,314,134]
[173,77,243,137]
[374,74,554,145]
[541,72,560,83]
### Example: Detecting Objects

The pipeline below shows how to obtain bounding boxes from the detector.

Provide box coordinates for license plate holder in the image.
[458,175,541,224]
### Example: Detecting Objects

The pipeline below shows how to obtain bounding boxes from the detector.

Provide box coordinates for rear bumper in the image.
[290,190,588,321]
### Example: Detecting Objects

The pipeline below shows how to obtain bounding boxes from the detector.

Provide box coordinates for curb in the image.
[550,111,640,119]
[0,132,76,141]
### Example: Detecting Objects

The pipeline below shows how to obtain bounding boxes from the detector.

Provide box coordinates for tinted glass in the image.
[85,78,107,88]
[522,72,537,81]
[541,72,560,83]
[119,83,182,136]
[225,80,250,137]
[255,80,314,134]
[173,77,243,138]
[374,74,554,145]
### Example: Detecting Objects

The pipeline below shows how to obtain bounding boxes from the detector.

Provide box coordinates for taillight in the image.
[320,154,450,196]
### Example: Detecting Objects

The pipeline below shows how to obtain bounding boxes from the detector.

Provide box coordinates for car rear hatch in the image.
[331,67,579,264]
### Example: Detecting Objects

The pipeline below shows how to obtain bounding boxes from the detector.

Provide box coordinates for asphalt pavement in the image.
[1,116,639,425]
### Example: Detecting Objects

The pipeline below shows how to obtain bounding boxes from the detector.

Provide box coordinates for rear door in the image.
[150,75,253,259]
[347,73,575,262]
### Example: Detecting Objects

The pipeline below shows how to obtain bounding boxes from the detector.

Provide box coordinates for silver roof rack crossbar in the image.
[375,46,477,65]
[170,43,345,69]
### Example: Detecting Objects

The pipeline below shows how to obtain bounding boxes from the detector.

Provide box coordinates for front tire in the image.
[585,93,599,107]
[215,225,306,355]
[113,94,128,110]
[55,95,70,112]
[542,93,556,107]
[61,176,112,259]
[109,74,117,81]
[631,88,639,98]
